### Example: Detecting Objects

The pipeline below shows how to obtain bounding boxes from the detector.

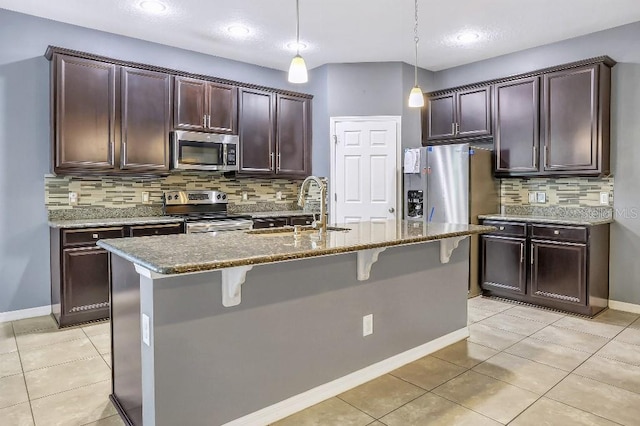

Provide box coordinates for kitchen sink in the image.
[246,225,351,235]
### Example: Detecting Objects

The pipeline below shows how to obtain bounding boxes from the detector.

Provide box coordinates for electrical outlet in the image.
[363,314,373,337]
[242,192,248,201]
[600,192,610,205]
[536,192,546,204]
[68,192,78,206]
[142,191,150,204]
[142,313,150,346]
[528,192,537,204]
[276,191,283,200]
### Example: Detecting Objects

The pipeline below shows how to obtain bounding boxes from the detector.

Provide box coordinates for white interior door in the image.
[331,117,400,224]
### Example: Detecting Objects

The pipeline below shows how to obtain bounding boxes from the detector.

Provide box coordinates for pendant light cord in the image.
[296,0,301,55]
[414,0,419,86]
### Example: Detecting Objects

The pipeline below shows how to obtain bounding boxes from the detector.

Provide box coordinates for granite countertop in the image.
[478,214,613,226]
[49,216,185,229]
[97,221,495,275]
[248,210,314,218]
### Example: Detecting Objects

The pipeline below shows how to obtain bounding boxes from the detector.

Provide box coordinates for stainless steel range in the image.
[163,190,253,234]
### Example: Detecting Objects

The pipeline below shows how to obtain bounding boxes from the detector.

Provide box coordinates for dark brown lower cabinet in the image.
[480,220,609,316]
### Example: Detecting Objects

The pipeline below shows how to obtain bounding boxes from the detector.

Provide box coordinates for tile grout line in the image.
[10,321,37,426]
[82,328,112,369]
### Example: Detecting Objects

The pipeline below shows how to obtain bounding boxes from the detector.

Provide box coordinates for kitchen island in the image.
[98,221,494,426]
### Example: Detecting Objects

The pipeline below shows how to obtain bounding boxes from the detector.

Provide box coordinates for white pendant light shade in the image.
[288,54,308,83]
[408,86,424,107]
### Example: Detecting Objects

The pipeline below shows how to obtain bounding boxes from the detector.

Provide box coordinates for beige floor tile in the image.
[82,322,110,337]
[88,333,111,355]
[432,370,538,424]
[478,312,547,336]
[472,352,568,394]
[510,397,618,426]
[467,323,524,351]
[504,336,591,371]
[12,316,57,335]
[547,374,640,425]
[0,374,29,409]
[553,315,624,339]
[431,340,499,369]
[25,356,111,400]
[467,297,513,313]
[596,340,640,366]
[0,351,23,378]
[338,374,425,419]
[30,380,116,426]
[78,414,125,426]
[380,392,501,426]
[593,309,639,327]
[629,317,640,330]
[16,328,86,351]
[501,305,565,324]
[574,355,640,394]
[530,326,609,353]
[390,356,466,390]
[0,322,17,354]
[615,327,640,346]
[102,353,111,368]
[20,338,99,372]
[467,308,497,324]
[273,397,374,426]
[366,422,384,426]
[0,401,34,426]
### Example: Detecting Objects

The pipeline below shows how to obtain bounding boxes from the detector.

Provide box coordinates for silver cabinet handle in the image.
[92,233,99,239]
[533,146,537,168]
[530,246,534,265]
[544,145,548,168]
[270,152,275,170]
[389,207,395,213]
[520,242,524,263]
[499,226,505,231]
[203,115,207,128]
[277,153,281,171]
[456,122,460,134]
[207,115,212,129]
[553,230,560,235]
[451,123,455,135]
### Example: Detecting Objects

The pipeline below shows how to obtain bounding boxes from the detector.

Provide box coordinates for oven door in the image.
[172,131,238,171]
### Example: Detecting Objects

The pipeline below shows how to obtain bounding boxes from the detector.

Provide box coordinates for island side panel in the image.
[145,239,469,425]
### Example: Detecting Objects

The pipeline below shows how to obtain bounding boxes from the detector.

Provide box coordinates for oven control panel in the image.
[164,191,228,205]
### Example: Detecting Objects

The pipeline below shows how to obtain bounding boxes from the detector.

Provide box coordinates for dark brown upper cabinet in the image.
[275,94,311,176]
[174,76,237,134]
[494,77,540,174]
[238,89,312,177]
[53,54,116,173]
[120,67,171,171]
[424,86,491,143]
[541,64,609,175]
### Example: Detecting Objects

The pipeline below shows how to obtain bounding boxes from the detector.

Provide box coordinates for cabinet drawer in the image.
[289,216,314,226]
[482,221,526,237]
[530,224,588,243]
[129,223,184,237]
[252,218,288,229]
[62,227,125,247]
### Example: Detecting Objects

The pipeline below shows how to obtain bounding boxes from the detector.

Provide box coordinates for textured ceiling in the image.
[2,0,640,71]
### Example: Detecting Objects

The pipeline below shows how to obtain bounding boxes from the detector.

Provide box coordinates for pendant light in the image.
[408,0,424,107]
[288,0,308,83]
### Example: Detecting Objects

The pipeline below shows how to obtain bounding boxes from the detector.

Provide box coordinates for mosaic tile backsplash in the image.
[501,177,614,208]
[45,173,324,219]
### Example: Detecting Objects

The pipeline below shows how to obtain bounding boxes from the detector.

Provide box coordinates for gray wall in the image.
[0,8,322,313]
[430,21,640,304]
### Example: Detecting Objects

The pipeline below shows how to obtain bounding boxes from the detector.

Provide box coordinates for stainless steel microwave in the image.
[171,131,239,172]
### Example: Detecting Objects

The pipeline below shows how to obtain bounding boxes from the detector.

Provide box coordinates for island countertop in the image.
[97,221,495,275]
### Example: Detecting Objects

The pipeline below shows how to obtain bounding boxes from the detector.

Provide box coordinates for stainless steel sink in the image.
[246,225,350,235]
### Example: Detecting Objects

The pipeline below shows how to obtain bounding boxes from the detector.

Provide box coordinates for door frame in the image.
[329,116,402,223]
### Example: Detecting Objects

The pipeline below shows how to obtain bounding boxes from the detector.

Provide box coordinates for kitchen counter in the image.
[48,216,184,229]
[98,221,494,275]
[478,213,613,226]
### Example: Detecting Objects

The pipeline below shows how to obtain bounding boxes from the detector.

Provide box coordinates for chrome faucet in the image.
[297,176,327,233]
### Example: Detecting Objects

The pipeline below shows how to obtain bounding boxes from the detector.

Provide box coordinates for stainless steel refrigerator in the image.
[403,144,499,296]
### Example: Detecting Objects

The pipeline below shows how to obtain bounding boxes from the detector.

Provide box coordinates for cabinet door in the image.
[121,67,171,171]
[238,88,275,174]
[54,54,116,172]
[542,65,599,172]
[62,246,110,323]
[174,77,207,130]
[425,93,456,141]
[530,240,587,305]
[276,94,310,176]
[206,82,237,134]
[481,236,527,295]
[457,87,491,138]
[494,77,540,173]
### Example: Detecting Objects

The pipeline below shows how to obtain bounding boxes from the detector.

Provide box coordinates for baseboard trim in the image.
[608,300,640,314]
[223,326,469,426]
[0,305,51,323]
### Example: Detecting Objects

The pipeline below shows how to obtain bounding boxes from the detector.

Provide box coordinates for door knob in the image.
[389,207,395,213]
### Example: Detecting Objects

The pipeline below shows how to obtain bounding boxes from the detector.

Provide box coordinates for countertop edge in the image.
[97,226,495,275]
[478,214,613,226]
[49,217,185,229]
